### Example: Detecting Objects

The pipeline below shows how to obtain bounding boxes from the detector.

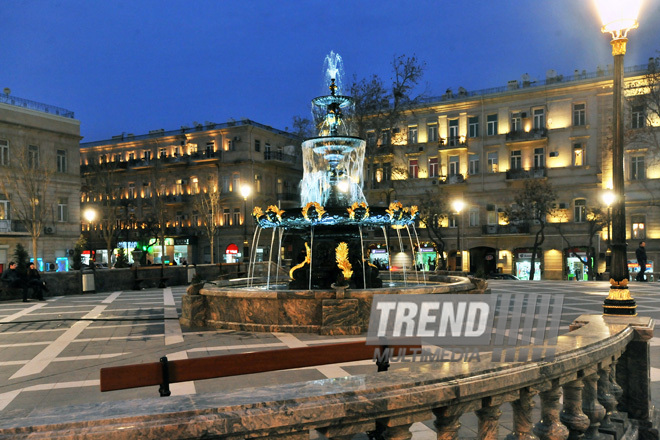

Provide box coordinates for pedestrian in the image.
[1,261,29,302]
[26,262,46,300]
[636,241,648,282]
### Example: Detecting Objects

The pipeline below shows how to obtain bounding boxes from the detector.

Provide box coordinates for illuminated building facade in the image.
[80,120,302,265]
[364,63,660,280]
[0,93,81,272]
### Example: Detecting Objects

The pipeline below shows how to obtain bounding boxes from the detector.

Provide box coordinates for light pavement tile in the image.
[0,303,48,323]
[651,367,660,382]
[9,305,110,379]
[101,291,122,304]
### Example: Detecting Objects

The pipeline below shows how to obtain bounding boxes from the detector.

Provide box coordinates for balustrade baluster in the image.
[476,403,502,440]
[433,407,462,440]
[533,385,569,440]
[582,372,605,440]
[506,388,538,440]
[560,379,590,440]
[597,365,617,431]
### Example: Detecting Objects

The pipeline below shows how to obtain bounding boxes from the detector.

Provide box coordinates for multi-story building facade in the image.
[363,64,660,280]
[79,120,302,266]
[0,92,82,272]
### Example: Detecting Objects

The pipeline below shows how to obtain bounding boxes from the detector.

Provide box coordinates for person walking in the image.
[1,261,29,302]
[26,262,46,300]
[636,241,648,282]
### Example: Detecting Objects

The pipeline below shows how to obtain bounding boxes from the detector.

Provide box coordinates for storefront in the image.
[225,243,241,263]
[368,245,389,270]
[564,247,592,281]
[414,243,438,271]
[513,248,542,280]
[628,259,654,281]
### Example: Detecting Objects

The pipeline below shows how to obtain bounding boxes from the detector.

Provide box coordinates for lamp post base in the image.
[603,280,637,316]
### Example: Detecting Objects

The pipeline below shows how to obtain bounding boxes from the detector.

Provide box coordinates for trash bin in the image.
[187,266,195,283]
[82,272,96,293]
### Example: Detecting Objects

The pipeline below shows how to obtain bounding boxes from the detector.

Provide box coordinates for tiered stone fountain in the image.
[181,53,483,334]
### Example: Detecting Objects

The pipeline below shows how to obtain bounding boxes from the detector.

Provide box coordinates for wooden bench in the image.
[100,341,421,396]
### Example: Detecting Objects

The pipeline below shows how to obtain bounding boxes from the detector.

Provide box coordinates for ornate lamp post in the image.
[240,184,252,263]
[82,208,97,293]
[82,208,97,267]
[595,0,642,315]
[452,199,464,271]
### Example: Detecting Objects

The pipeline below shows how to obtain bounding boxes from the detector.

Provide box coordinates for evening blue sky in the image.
[2,1,659,142]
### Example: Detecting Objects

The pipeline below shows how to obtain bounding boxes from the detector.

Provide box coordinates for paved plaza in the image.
[0,280,659,438]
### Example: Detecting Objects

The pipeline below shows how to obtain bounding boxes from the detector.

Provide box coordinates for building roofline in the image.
[0,93,75,119]
[81,119,299,148]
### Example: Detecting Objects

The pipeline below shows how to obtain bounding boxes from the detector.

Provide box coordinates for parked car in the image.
[487,273,520,280]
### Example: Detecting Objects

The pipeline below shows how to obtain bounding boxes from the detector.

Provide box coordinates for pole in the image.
[456,212,461,271]
[243,196,249,263]
[604,38,636,315]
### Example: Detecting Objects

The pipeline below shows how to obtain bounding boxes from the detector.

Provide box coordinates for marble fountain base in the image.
[180,275,486,335]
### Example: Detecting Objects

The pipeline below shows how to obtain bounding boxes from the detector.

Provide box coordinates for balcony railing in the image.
[482,223,530,235]
[5,314,654,440]
[440,173,465,184]
[506,167,546,180]
[439,136,467,149]
[0,93,75,118]
[505,128,548,142]
[264,150,296,163]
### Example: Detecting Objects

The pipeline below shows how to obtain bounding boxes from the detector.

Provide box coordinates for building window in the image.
[573,103,586,126]
[233,208,241,226]
[534,147,545,168]
[573,143,584,166]
[381,129,390,146]
[533,108,545,129]
[382,162,391,181]
[632,105,646,129]
[511,112,522,132]
[487,114,498,136]
[408,126,418,144]
[367,131,376,148]
[510,150,522,170]
[428,157,438,178]
[574,199,586,223]
[143,182,151,198]
[255,139,261,152]
[449,155,459,176]
[487,205,497,225]
[143,150,152,161]
[0,140,8,166]
[632,215,646,239]
[631,155,645,180]
[28,145,39,169]
[449,214,458,228]
[175,179,184,195]
[487,152,498,173]
[56,198,68,223]
[254,174,262,193]
[427,124,438,143]
[468,116,479,138]
[128,183,135,199]
[0,197,8,220]
[469,207,479,227]
[222,175,230,193]
[448,119,459,145]
[408,159,418,178]
[232,173,241,192]
[128,152,135,161]
[205,142,214,157]
[159,148,167,158]
[223,208,231,226]
[469,154,479,175]
[191,177,200,194]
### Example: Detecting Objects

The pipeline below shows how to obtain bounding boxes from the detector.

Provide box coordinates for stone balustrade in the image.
[0,314,656,439]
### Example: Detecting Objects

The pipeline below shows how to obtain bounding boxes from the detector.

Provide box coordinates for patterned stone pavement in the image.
[0,280,658,438]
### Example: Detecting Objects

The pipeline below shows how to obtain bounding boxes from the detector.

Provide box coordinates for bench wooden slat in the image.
[100,341,420,392]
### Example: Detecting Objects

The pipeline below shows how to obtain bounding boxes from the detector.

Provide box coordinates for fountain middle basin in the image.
[185,275,484,335]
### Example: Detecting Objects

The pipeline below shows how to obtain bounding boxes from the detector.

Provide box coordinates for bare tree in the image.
[503,180,558,281]
[191,177,224,264]
[0,142,55,262]
[81,153,124,267]
[416,187,448,270]
[555,207,608,280]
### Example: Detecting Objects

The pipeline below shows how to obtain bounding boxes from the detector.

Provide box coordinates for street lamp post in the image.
[595,0,642,315]
[82,208,97,293]
[602,189,615,275]
[240,184,252,264]
[452,199,464,272]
